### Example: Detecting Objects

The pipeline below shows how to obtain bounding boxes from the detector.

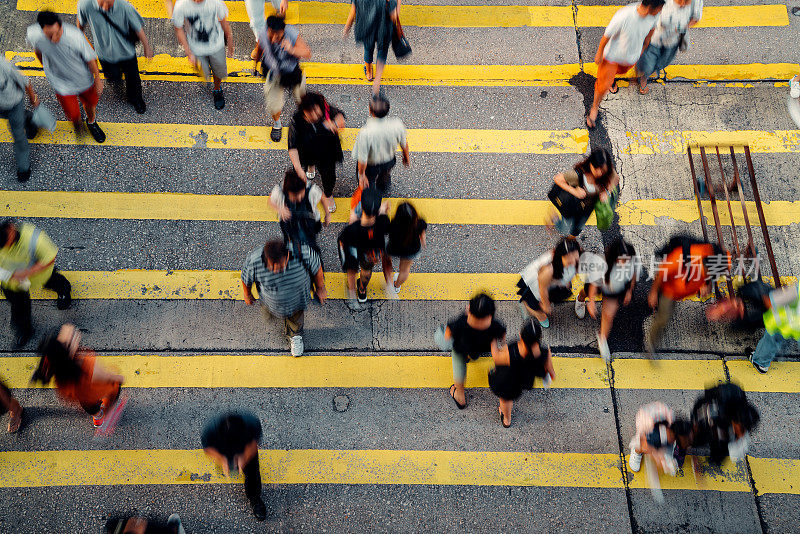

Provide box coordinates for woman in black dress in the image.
[385,201,427,295]
[488,320,555,428]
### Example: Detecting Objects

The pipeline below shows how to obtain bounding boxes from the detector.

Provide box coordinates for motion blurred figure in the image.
[245,0,288,59]
[351,94,409,194]
[747,282,799,374]
[691,383,759,466]
[270,169,331,254]
[0,378,23,433]
[385,201,427,294]
[104,514,186,534]
[343,0,399,94]
[0,57,39,181]
[517,239,583,328]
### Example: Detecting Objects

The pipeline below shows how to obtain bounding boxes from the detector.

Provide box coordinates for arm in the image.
[235,440,259,470]
[400,140,410,166]
[288,149,307,181]
[648,272,663,308]
[25,82,39,107]
[173,26,196,65]
[285,34,311,60]
[538,265,554,314]
[357,160,369,189]
[333,112,346,129]
[11,258,55,282]
[594,35,609,64]
[268,194,291,221]
[34,49,43,64]
[490,339,510,366]
[221,18,234,56]
[641,28,655,55]
[279,0,288,15]
[587,283,598,319]
[313,266,327,304]
[553,172,586,198]
[343,3,356,37]
[241,280,255,305]
[88,59,103,96]
[419,229,426,248]
[136,28,154,59]
[543,347,555,381]
[624,277,635,306]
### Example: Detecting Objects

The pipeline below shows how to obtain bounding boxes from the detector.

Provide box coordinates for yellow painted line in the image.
[624,130,800,155]
[612,358,726,391]
[14,1,788,27]
[0,355,607,390]
[726,360,800,394]
[749,457,800,495]
[4,191,800,228]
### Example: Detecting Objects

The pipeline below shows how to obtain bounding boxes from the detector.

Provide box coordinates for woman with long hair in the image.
[386,201,427,295]
[517,239,583,328]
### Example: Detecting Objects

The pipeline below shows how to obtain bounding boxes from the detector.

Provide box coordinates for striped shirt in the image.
[241,244,321,316]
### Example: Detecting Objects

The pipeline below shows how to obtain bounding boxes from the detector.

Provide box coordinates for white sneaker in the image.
[574,298,586,319]
[328,198,337,213]
[290,335,304,357]
[542,373,552,391]
[598,334,611,362]
[393,272,401,294]
[628,451,643,472]
[385,281,399,299]
[306,166,316,180]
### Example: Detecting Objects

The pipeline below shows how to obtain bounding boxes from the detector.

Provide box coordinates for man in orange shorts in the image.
[27,11,107,143]
[587,0,665,128]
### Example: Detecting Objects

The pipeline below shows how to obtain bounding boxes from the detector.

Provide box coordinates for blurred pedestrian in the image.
[547,148,618,239]
[0,219,72,348]
[575,239,640,361]
[488,320,554,428]
[386,201,426,294]
[0,378,23,433]
[27,11,107,142]
[269,169,331,253]
[77,0,154,114]
[171,0,234,110]
[241,239,326,357]
[587,0,665,128]
[338,187,393,303]
[343,0,399,94]
[352,94,409,193]
[104,514,186,534]
[691,383,759,465]
[32,324,124,429]
[288,92,346,211]
[747,282,799,374]
[517,239,583,328]
[201,412,266,521]
[0,57,39,182]
[440,293,506,409]
[636,0,703,94]
[245,0,288,59]
[256,15,311,142]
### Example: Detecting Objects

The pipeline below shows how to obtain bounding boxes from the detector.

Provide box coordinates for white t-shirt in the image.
[651,0,703,48]
[270,183,323,221]
[26,23,97,95]
[172,0,229,56]
[520,251,577,300]
[352,116,407,166]
[602,4,659,65]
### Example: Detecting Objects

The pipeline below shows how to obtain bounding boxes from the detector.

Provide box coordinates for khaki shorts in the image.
[264,71,306,116]
[197,46,228,81]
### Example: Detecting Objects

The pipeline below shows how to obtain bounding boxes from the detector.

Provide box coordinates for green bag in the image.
[594,186,619,231]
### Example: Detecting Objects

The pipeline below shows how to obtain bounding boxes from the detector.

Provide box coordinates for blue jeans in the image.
[0,100,30,172]
[752,330,793,369]
[636,44,679,81]
[363,39,389,64]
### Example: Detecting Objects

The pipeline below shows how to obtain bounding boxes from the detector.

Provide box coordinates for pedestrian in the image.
[245,0,288,58]
[646,235,727,354]
[440,293,506,410]
[201,411,266,521]
[171,0,234,110]
[488,320,554,428]
[342,0,399,94]
[0,57,39,182]
[0,219,72,348]
[385,201,427,294]
[547,147,619,239]
[269,168,331,253]
[746,282,799,374]
[32,324,125,429]
[691,383,759,465]
[636,0,703,94]
[256,15,311,142]
[0,378,23,433]
[27,11,107,142]
[517,239,583,328]
[288,91,346,211]
[586,0,665,128]
[104,514,186,534]
[77,0,154,114]
[574,239,640,361]
[352,94,410,193]
[241,239,327,357]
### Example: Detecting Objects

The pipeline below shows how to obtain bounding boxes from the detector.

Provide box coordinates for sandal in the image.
[449,384,466,410]
[8,407,22,433]
[638,84,650,95]
[499,409,511,428]
[608,82,619,94]
[363,64,374,82]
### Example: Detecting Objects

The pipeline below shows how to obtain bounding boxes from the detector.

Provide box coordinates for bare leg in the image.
[372,61,386,95]
[599,298,620,340]
[499,399,513,426]
[85,105,97,123]
[212,75,222,91]
[395,258,413,288]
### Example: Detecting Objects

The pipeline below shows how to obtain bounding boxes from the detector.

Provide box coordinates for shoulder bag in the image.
[391,18,412,59]
[98,9,139,44]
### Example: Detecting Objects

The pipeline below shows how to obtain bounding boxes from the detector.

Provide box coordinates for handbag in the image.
[98,9,139,44]
[548,184,591,219]
[391,18,412,59]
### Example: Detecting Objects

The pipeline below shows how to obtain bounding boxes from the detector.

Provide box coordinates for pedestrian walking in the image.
[352,94,409,193]
[691,383,759,465]
[269,169,331,252]
[343,0,399,94]
[0,57,39,182]
[587,0,665,128]
[746,282,799,374]
[241,239,326,357]
[245,0,288,58]
[27,11,107,142]
[77,0,154,114]
[440,293,506,410]
[547,148,619,239]
[288,91,346,211]
[104,514,186,534]
[171,0,234,110]
[574,239,640,361]
[517,239,583,328]
[636,0,703,94]
[201,411,266,521]
[256,15,311,142]
[488,320,554,428]
[337,187,393,303]
[32,324,125,429]
[0,378,23,433]
[0,220,72,348]
[386,201,426,294]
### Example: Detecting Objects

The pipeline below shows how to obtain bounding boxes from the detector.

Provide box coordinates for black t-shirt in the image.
[287,105,346,164]
[387,219,427,257]
[339,214,391,261]
[201,412,263,461]
[447,313,506,359]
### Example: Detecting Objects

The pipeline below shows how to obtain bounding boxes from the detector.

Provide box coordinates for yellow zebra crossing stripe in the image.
[14,1,789,28]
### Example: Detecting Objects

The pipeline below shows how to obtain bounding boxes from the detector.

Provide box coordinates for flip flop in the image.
[638,85,650,95]
[608,82,619,94]
[449,384,466,409]
[363,65,374,82]
[8,407,22,433]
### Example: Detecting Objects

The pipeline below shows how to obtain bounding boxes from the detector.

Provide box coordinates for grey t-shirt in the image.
[257,24,299,75]
[26,23,97,95]
[171,0,229,56]
[77,0,144,63]
[0,58,28,110]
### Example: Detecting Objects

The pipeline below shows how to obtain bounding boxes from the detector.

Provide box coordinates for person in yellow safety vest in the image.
[747,282,799,373]
[0,220,72,348]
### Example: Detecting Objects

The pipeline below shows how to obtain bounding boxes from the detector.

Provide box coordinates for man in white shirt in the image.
[587,0,665,128]
[352,95,410,193]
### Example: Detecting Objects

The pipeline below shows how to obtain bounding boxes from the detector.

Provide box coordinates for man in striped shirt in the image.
[241,239,327,356]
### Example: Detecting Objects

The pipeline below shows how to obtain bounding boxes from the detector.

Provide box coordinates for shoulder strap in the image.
[97,8,132,41]
[27,227,41,267]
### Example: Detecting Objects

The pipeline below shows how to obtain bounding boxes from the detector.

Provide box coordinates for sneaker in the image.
[542,373,552,391]
[356,280,368,303]
[385,281,399,300]
[212,89,225,110]
[16,169,30,182]
[92,407,105,428]
[290,335,304,357]
[598,334,611,362]
[628,451,643,472]
[393,271,401,294]
[537,316,550,329]
[56,291,72,310]
[574,298,586,319]
[328,198,337,213]
[306,167,317,180]
[270,126,282,142]
[132,100,146,114]
[85,121,106,143]
[167,514,186,534]
[13,329,33,349]
[251,498,267,521]
[747,349,768,374]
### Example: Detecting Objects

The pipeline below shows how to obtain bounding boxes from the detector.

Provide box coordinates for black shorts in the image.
[517,278,572,311]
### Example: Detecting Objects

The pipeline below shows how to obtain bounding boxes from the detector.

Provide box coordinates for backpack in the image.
[279,185,322,248]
